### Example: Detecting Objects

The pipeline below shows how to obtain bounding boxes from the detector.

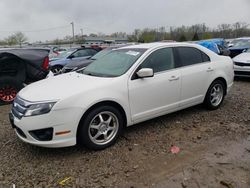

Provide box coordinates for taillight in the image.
[42,56,49,70]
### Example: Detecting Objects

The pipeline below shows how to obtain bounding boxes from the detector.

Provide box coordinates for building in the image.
[83,37,128,46]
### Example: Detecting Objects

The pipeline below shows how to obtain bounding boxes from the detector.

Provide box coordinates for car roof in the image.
[119,42,198,50]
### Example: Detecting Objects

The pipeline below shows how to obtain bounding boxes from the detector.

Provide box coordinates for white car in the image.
[233,49,250,77]
[9,42,234,150]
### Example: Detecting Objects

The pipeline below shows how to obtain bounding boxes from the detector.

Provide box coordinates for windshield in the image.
[57,49,75,58]
[91,49,113,60]
[82,48,146,77]
[233,40,250,48]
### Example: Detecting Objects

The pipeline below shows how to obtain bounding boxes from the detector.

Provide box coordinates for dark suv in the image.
[0,48,50,104]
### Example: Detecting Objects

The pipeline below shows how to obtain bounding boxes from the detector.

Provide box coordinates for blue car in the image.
[196,41,220,54]
[49,48,100,74]
[197,38,230,56]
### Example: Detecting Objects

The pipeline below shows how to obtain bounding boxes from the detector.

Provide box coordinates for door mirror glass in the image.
[136,68,154,78]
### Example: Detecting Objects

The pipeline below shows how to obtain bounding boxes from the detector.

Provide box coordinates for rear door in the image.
[128,47,181,123]
[175,47,212,107]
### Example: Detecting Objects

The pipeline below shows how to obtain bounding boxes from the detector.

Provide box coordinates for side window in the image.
[140,48,175,73]
[72,50,89,58]
[87,49,98,56]
[177,47,209,66]
[201,51,210,62]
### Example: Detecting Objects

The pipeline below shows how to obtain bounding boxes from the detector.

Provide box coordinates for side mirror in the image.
[136,68,154,78]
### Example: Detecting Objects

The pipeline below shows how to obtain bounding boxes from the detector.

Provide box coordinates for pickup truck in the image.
[0,48,50,104]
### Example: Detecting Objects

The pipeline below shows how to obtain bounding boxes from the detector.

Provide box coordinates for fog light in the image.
[29,128,53,141]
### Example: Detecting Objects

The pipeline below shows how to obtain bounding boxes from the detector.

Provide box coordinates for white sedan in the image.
[10,42,234,150]
[233,49,250,77]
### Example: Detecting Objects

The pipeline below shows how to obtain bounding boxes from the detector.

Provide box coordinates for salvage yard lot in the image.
[0,79,250,187]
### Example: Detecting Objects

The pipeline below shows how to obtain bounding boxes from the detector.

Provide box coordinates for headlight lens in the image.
[24,102,56,117]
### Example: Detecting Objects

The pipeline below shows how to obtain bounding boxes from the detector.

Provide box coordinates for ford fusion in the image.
[9,43,234,150]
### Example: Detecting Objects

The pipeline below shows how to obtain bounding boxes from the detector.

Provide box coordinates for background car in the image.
[228,38,250,58]
[0,48,49,104]
[196,38,230,56]
[48,46,67,60]
[49,47,101,74]
[62,46,125,73]
[233,48,250,77]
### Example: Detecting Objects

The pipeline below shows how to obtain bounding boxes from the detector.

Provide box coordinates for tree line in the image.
[0,22,249,46]
[127,22,250,43]
[0,32,28,47]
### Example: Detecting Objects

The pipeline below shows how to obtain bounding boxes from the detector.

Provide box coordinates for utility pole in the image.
[71,22,75,44]
[80,28,84,42]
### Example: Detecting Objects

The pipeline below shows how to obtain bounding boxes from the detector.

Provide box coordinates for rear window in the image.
[177,47,210,67]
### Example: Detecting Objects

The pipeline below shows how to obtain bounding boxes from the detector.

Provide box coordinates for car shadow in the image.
[234,77,250,82]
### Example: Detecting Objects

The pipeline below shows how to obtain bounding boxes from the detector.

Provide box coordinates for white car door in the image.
[175,47,213,107]
[128,47,181,123]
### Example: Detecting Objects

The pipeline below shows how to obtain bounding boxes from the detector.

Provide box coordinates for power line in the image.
[0,25,70,33]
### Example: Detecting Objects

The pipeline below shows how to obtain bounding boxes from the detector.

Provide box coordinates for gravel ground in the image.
[0,79,250,188]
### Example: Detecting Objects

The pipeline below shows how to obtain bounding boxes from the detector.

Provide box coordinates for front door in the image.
[128,47,181,123]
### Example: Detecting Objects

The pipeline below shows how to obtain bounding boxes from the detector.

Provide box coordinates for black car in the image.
[62,46,125,73]
[0,48,49,104]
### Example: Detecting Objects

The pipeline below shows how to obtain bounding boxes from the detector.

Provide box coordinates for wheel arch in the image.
[76,100,128,141]
[211,77,227,95]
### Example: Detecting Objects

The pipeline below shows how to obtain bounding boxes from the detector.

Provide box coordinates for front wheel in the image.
[77,106,124,150]
[204,80,226,110]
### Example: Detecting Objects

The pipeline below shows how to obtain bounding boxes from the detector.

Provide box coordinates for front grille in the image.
[235,71,250,76]
[11,96,31,119]
[234,62,250,67]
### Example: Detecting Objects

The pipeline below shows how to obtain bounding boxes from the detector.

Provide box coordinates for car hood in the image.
[233,52,250,63]
[64,59,93,68]
[18,72,115,102]
[229,46,250,50]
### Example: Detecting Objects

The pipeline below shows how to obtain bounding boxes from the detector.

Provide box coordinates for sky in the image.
[0,0,249,42]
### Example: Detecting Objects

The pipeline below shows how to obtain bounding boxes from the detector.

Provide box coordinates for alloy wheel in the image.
[210,84,224,107]
[88,111,119,145]
[0,85,17,102]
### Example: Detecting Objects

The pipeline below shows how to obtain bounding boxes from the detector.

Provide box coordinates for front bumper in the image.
[234,65,250,77]
[9,107,83,148]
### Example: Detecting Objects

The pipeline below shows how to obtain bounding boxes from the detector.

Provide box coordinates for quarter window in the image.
[140,48,175,73]
[177,47,210,66]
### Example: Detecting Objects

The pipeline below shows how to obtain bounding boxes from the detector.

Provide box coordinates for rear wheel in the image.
[77,106,124,150]
[204,80,226,110]
[0,77,24,105]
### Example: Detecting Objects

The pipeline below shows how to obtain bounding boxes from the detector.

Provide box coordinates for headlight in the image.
[24,102,56,117]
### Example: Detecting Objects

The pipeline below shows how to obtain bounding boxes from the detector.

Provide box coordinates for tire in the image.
[203,80,226,110]
[77,106,124,150]
[0,77,24,105]
[50,65,63,75]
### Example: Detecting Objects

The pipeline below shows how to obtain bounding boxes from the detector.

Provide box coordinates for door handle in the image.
[169,75,180,81]
[207,67,214,72]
